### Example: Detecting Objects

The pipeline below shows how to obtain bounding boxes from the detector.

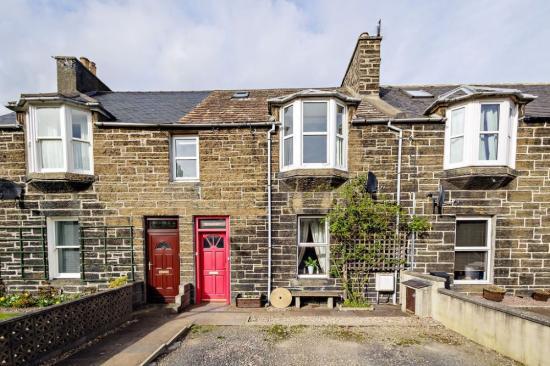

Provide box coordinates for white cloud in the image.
[1,0,549,115]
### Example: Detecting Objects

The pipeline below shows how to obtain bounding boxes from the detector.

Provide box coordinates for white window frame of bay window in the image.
[280,98,347,172]
[453,216,495,285]
[27,105,93,175]
[47,217,81,279]
[444,99,516,170]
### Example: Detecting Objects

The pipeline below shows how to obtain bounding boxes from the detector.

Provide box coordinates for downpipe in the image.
[387,120,403,305]
[266,122,276,303]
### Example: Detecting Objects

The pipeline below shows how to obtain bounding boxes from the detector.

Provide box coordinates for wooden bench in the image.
[290,290,343,309]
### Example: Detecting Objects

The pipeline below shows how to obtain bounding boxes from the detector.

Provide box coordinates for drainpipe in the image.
[266,122,276,303]
[387,120,403,305]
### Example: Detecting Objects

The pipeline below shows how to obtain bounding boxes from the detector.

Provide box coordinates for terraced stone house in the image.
[0,31,548,305]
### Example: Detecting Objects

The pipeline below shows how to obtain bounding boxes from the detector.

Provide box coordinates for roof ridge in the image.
[383,82,550,88]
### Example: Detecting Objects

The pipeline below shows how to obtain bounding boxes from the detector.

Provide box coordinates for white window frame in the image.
[282,105,294,167]
[453,217,494,285]
[280,98,347,172]
[47,217,81,279]
[27,105,94,175]
[297,216,330,279]
[171,136,199,181]
[444,99,516,170]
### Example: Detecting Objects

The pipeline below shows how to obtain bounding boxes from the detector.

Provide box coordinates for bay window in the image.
[444,100,516,169]
[454,218,493,284]
[281,99,347,171]
[298,217,329,277]
[28,105,93,174]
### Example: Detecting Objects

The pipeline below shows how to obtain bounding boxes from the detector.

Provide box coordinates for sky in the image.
[1,0,549,115]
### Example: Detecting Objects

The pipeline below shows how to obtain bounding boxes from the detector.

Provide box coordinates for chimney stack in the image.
[54,56,110,94]
[341,32,382,96]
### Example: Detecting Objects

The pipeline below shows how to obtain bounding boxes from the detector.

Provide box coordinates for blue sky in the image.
[1,0,549,115]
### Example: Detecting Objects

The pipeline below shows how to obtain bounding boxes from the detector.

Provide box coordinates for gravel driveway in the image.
[157,321,519,366]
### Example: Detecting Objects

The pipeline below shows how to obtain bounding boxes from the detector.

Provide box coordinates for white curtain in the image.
[298,221,309,272]
[480,105,499,160]
[73,141,90,170]
[40,140,63,169]
[310,220,327,273]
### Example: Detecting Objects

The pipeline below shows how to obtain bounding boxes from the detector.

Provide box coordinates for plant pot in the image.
[532,291,550,302]
[307,266,314,275]
[236,295,262,308]
[483,287,506,302]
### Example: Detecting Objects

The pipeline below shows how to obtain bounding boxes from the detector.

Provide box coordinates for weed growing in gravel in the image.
[420,332,463,346]
[263,325,306,342]
[393,337,421,346]
[189,325,217,338]
[323,326,365,342]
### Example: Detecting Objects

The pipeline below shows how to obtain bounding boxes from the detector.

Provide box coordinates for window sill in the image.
[27,172,95,193]
[277,168,348,190]
[297,275,329,279]
[442,166,517,190]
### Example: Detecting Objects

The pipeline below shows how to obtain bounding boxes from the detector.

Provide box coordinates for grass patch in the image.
[189,324,217,338]
[0,313,20,321]
[263,325,306,342]
[341,299,372,308]
[392,337,422,347]
[323,326,365,342]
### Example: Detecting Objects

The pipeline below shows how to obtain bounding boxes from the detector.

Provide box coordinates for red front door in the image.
[195,217,230,303]
[146,218,180,303]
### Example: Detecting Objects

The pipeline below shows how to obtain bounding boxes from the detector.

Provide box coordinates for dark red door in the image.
[146,218,180,303]
[195,217,230,303]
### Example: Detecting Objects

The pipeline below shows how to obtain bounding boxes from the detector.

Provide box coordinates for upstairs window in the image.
[28,105,93,174]
[281,99,347,171]
[444,100,516,169]
[172,136,199,181]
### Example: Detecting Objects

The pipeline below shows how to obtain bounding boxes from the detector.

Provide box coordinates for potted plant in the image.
[482,285,506,302]
[304,257,318,275]
[532,289,550,302]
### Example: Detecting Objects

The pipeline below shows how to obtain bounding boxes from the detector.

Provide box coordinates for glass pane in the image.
[199,219,226,229]
[39,140,64,169]
[456,221,487,247]
[336,137,344,167]
[450,137,463,164]
[71,109,89,140]
[56,221,79,247]
[454,251,486,280]
[479,134,498,160]
[303,102,327,133]
[450,108,465,136]
[59,248,80,273]
[480,104,499,131]
[148,220,177,229]
[298,246,328,275]
[299,218,326,243]
[283,138,293,166]
[72,141,90,170]
[336,105,344,135]
[37,108,61,137]
[155,242,172,250]
[303,135,327,164]
[175,140,196,157]
[283,105,293,136]
[204,235,224,248]
[175,159,197,178]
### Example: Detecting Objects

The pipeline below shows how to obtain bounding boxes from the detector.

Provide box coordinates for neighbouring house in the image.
[0,31,548,305]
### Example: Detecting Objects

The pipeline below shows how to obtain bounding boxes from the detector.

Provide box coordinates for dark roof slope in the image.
[380,84,550,119]
[92,91,211,123]
[0,112,16,125]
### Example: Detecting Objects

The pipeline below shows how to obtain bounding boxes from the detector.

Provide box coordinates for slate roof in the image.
[0,112,16,125]
[379,84,550,119]
[92,91,211,123]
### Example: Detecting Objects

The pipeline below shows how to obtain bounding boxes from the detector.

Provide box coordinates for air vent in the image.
[232,91,249,99]
[404,90,433,98]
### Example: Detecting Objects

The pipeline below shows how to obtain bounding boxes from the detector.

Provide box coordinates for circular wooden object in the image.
[270,287,292,308]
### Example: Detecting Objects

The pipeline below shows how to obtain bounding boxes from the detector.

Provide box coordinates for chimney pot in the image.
[90,62,97,76]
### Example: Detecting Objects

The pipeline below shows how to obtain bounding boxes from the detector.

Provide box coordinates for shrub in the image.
[108,275,128,288]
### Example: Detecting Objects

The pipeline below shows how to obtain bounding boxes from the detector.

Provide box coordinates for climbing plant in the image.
[326,175,430,304]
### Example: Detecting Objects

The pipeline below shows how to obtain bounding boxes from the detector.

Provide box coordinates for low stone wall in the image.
[400,271,550,366]
[0,281,144,366]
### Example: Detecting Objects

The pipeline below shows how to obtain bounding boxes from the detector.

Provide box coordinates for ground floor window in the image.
[454,218,493,283]
[298,217,329,277]
[47,218,80,279]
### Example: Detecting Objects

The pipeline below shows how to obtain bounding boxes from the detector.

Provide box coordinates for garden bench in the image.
[290,290,343,309]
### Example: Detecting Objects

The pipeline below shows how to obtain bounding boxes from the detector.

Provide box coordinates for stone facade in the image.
[0,31,548,304]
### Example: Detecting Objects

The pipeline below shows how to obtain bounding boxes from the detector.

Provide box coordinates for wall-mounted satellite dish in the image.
[0,180,23,200]
[365,172,378,197]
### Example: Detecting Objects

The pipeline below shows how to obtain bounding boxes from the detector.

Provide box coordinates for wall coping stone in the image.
[438,288,550,328]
